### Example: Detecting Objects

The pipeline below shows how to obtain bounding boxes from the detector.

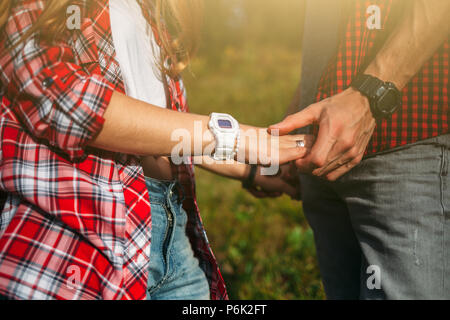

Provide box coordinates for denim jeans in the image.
[301,134,450,300]
[145,178,210,300]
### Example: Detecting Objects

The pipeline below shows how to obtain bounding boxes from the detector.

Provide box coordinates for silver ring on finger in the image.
[296,140,305,148]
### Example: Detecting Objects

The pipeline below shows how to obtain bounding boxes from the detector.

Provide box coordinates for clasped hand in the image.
[270,87,376,181]
[246,88,376,200]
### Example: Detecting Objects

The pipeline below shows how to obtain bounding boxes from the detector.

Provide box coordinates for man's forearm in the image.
[365,0,450,90]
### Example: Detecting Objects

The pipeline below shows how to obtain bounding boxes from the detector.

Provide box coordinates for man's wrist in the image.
[350,74,402,120]
[346,87,373,116]
[365,62,405,91]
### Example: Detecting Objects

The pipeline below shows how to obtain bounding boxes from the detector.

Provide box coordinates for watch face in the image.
[378,88,401,114]
[218,119,233,129]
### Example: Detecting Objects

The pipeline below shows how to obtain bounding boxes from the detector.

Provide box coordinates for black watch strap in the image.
[351,74,401,120]
[351,74,384,100]
[242,165,258,190]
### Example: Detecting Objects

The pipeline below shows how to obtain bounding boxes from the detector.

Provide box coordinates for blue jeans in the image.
[301,134,450,300]
[145,178,210,300]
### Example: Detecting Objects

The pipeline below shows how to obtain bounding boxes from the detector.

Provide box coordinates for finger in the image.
[324,164,352,182]
[272,134,317,166]
[324,153,364,181]
[314,126,372,177]
[295,157,315,174]
[283,134,316,150]
[314,118,376,177]
[312,138,361,177]
[277,147,310,166]
[268,105,320,136]
[313,156,352,178]
[294,120,336,172]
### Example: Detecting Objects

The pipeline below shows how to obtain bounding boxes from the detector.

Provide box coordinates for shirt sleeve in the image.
[2,6,115,162]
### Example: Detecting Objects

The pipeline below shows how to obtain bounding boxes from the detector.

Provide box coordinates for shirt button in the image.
[42,77,54,88]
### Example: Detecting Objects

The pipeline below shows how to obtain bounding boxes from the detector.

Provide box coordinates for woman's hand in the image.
[237,125,315,167]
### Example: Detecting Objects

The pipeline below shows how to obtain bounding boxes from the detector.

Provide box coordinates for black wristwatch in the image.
[351,74,402,120]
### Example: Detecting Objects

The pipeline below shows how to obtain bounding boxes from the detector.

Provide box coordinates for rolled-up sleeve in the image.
[2,6,115,161]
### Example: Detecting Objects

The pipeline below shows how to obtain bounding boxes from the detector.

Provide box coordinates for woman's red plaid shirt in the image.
[0,0,227,300]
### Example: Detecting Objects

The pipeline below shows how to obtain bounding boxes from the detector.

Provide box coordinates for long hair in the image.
[0,0,203,78]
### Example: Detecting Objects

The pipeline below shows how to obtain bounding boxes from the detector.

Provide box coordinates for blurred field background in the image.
[183,0,325,299]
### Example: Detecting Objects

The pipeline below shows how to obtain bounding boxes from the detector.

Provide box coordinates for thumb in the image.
[268,104,320,136]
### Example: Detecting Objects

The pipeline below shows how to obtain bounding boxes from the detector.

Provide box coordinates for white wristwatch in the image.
[208,113,241,161]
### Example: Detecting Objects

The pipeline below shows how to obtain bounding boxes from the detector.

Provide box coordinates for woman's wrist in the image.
[235,128,247,163]
[235,125,266,164]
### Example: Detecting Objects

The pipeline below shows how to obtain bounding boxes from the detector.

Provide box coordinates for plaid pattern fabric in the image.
[0,0,227,300]
[315,0,449,155]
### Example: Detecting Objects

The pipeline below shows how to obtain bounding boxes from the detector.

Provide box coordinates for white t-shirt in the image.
[109,0,167,108]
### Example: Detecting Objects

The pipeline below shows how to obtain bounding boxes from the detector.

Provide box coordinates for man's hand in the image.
[269,88,376,181]
[245,163,301,200]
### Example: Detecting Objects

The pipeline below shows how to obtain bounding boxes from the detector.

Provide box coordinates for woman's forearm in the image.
[90,91,215,157]
[90,91,309,165]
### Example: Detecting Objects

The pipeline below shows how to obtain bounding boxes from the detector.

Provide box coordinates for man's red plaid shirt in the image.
[0,0,227,300]
[316,0,449,155]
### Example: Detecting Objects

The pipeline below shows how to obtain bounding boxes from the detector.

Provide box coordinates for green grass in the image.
[183,43,325,300]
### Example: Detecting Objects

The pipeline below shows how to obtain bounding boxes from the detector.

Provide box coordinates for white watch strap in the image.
[213,133,236,160]
[209,113,240,161]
